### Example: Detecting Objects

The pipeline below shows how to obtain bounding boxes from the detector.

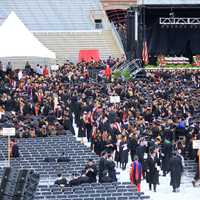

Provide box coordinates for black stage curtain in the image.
[145,7,200,58]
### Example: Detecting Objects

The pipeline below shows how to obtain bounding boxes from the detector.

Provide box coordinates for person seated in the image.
[69,159,97,186]
[54,173,68,187]
[99,151,108,183]
[82,159,97,183]
[101,154,117,183]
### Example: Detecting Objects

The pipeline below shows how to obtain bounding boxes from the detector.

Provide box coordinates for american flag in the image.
[142,40,149,65]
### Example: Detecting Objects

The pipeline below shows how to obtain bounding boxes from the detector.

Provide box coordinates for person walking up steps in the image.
[130,155,143,192]
[146,149,160,192]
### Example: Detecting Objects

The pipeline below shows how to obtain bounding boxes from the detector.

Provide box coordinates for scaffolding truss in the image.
[159,17,200,25]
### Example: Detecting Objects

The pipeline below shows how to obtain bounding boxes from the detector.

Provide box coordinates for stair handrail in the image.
[117,59,136,72]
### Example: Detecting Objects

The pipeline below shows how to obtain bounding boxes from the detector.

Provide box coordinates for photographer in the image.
[82,159,97,183]
[69,159,97,186]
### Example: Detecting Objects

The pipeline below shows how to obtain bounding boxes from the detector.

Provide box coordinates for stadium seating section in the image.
[101,0,137,9]
[0,134,98,179]
[0,0,101,31]
[0,133,151,200]
[35,183,150,200]
[34,31,123,63]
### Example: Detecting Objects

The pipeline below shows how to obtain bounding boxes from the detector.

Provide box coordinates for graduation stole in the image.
[134,161,141,180]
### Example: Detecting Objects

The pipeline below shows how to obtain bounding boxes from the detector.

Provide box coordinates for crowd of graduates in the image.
[0,59,200,192]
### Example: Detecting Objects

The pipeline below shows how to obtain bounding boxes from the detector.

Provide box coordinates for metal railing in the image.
[111,22,125,52]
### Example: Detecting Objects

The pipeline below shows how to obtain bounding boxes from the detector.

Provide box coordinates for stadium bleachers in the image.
[0,133,151,200]
[34,30,123,63]
[0,134,98,179]
[0,0,124,65]
[35,183,150,200]
[0,0,102,31]
[101,0,137,9]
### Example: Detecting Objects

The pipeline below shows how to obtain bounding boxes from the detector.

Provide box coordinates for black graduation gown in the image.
[63,118,75,135]
[108,112,116,124]
[12,144,20,158]
[114,142,121,163]
[119,141,129,164]
[128,137,138,161]
[83,164,97,183]
[146,156,159,185]
[78,118,86,137]
[93,138,103,156]
[99,157,107,183]
[55,178,68,186]
[106,160,117,182]
[169,155,183,189]
[162,140,173,172]
[136,144,146,165]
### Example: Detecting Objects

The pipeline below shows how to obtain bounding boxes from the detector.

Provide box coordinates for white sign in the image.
[193,140,200,149]
[2,128,16,136]
[51,64,59,71]
[110,96,120,103]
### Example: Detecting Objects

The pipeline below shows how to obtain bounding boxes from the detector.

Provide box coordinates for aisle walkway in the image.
[73,119,200,200]
[117,167,200,200]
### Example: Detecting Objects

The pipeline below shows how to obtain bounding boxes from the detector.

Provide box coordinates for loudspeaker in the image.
[13,169,29,199]
[0,168,40,200]
[0,167,11,199]
[127,10,135,52]
[0,168,19,199]
[22,170,40,200]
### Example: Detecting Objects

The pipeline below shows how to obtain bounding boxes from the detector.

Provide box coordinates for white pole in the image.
[135,9,138,41]
[7,136,10,167]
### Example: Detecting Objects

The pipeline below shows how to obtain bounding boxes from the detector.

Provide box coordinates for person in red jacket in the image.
[105,64,111,81]
[130,155,143,192]
[43,65,49,77]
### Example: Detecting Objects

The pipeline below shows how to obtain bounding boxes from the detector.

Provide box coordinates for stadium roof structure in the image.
[0,12,56,59]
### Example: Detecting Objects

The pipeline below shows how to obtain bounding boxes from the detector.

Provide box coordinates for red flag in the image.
[142,41,149,65]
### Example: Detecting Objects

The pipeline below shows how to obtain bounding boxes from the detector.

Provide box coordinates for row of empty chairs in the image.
[0,134,98,179]
[1,120,197,199]
[35,183,150,200]
[0,133,151,199]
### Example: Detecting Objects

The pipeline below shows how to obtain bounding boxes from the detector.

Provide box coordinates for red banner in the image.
[78,49,100,62]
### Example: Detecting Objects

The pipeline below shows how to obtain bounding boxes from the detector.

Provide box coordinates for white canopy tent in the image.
[0,11,56,59]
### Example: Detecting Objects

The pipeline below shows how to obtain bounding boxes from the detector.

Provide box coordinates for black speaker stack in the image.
[127,9,135,55]
[0,168,40,200]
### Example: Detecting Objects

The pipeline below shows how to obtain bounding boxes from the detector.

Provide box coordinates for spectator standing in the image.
[10,139,20,158]
[43,65,49,77]
[6,61,12,73]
